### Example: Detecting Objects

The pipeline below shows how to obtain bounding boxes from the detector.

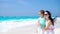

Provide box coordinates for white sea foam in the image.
[0,19,38,33]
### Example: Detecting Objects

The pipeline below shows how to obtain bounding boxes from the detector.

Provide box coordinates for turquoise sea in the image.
[0,16,39,21]
[0,16,60,21]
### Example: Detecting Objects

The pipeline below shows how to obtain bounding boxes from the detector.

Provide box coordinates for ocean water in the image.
[0,16,59,21]
[0,16,39,21]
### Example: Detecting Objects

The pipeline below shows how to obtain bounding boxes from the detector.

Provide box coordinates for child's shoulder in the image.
[38,17,41,19]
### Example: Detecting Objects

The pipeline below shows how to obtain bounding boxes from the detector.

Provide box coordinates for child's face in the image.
[39,12,44,17]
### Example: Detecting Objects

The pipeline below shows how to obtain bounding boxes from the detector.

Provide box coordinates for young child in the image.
[36,10,46,34]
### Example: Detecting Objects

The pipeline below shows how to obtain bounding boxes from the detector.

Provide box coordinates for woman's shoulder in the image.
[46,20,51,23]
[47,20,52,24]
[48,20,51,22]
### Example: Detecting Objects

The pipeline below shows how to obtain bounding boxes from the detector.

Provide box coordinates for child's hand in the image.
[36,29,38,33]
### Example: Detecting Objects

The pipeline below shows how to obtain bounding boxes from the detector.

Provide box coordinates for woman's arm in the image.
[44,20,52,30]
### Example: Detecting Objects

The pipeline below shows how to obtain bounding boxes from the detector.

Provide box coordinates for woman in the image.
[44,11,54,34]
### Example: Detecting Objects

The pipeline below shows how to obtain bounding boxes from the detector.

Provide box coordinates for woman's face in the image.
[44,12,49,19]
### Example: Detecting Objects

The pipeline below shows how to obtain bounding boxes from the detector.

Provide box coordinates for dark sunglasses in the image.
[44,14,48,15]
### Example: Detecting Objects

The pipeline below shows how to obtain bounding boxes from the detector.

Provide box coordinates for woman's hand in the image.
[44,27,49,30]
[44,20,52,30]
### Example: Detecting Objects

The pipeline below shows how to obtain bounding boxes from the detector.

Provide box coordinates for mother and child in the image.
[36,10,56,34]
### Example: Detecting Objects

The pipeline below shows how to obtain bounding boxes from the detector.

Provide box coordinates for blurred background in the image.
[0,0,60,17]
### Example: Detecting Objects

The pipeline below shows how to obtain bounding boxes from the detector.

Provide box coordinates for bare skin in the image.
[36,20,40,33]
[44,20,52,30]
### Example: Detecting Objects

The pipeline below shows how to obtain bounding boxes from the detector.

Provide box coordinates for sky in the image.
[0,0,60,16]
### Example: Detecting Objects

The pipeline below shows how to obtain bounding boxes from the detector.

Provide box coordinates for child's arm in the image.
[36,20,40,33]
[38,20,40,27]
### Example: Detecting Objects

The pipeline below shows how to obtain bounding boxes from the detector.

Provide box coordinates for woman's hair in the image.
[53,16,57,23]
[46,11,54,25]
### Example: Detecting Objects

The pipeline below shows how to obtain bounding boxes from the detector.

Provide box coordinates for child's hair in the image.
[40,10,44,14]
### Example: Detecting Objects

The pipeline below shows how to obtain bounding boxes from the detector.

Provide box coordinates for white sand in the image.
[0,18,60,34]
[0,24,60,34]
[54,28,60,34]
[0,24,37,34]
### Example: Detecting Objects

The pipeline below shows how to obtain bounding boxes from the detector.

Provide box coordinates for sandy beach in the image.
[0,18,60,34]
[0,24,60,34]
[0,24,36,34]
